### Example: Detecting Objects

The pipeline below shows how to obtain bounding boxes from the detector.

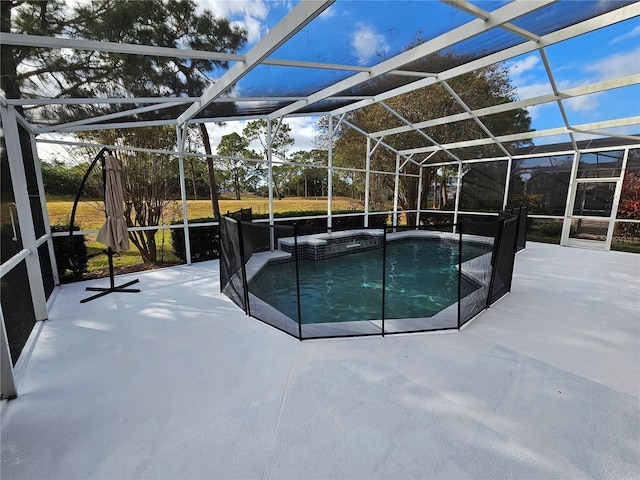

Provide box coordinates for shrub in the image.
[171,210,388,261]
[170,219,220,262]
[538,220,563,237]
[253,210,387,235]
[51,224,88,282]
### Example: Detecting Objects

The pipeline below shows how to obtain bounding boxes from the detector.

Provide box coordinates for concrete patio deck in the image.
[1,242,639,479]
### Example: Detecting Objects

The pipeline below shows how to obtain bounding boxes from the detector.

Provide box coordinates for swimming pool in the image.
[249,238,492,324]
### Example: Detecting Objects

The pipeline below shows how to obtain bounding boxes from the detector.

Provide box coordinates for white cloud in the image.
[350,23,389,64]
[610,25,640,45]
[286,116,320,152]
[564,94,601,113]
[319,4,337,19]
[198,0,270,44]
[513,81,554,102]
[584,48,640,81]
[507,55,541,87]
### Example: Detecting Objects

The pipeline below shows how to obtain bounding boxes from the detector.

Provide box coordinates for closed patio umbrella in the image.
[96,153,129,252]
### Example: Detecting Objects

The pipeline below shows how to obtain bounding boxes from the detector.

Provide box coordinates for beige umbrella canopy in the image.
[96,153,130,253]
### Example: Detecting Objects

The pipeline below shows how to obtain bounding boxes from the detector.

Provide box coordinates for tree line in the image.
[40,120,355,201]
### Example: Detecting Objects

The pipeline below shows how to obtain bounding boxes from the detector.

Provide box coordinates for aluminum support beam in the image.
[331,3,639,118]
[0,105,48,322]
[30,131,59,285]
[176,125,192,264]
[453,162,463,232]
[1,308,17,400]
[327,115,334,231]
[0,31,371,74]
[539,48,578,151]
[272,0,553,120]
[560,151,582,244]
[267,120,275,251]
[371,75,640,138]
[401,116,640,155]
[364,138,372,227]
[393,154,400,228]
[440,81,512,159]
[416,167,424,228]
[39,102,181,133]
[178,0,335,126]
[379,102,457,164]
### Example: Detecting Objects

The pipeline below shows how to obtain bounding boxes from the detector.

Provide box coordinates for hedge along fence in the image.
[170,210,389,263]
[51,224,88,281]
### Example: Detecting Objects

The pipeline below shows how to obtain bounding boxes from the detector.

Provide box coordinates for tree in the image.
[288,149,330,197]
[3,0,247,219]
[77,126,179,263]
[330,48,533,224]
[217,132,252,200]
[243,119,295,200]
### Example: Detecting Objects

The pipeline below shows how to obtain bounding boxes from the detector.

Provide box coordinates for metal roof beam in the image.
[442,0,490,21]
[177,0,334,126]
[378,101,458,164]
[4,95,378,107]
[38,101,181,133]
[371,75,639,137]
[401,116,640,154]
[331,2,639,118]
[440,80,512,158]
[32,119,177,134]
[11,97,195,106]
[538,47,579,150]
[0,31,372,74]
[267,0,554,120]
[0,32,242,62]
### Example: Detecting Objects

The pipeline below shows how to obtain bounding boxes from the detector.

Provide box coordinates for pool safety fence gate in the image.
[219,209,526,340]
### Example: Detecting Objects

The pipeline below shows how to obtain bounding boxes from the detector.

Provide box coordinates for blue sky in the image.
[199,0,639,152]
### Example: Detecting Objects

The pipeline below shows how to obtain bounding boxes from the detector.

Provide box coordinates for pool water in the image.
[249,239,491,324]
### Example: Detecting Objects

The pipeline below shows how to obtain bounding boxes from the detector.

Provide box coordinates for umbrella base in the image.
[81,279,140,303]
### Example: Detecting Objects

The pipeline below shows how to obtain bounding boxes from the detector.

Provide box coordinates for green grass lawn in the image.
[48,196,638,279]
[48,196,366,277]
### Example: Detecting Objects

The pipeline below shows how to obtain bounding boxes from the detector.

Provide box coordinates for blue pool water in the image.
[249,239,491,324]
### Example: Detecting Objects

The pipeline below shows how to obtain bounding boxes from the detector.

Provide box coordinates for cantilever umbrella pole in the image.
[81,152,140,303]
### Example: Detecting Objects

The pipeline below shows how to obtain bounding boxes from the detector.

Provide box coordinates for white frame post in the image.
[416,167,424,228]
[176,124,192,264]
[267,119,275,250]
[453,162,463,233]
[502,157,513,210]
[364,137,371,227]
[1,307,18,400]
[29,130,60,285]
[327,115,333,232]
[1,105,47,321]
[561,151,581,245]
[393,153,400,229]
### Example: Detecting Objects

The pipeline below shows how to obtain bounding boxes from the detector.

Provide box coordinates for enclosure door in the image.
[563,178,621,250]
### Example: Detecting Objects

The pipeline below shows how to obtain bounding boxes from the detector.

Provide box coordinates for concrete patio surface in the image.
[1,242,639,479]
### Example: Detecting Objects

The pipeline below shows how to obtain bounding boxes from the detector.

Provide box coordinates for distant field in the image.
[47,196,366,275]
[47,195,365,230]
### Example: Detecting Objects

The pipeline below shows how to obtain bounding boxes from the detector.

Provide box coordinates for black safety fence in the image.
[504,206,528,252]
[488,212,520,305]
[219,208,526,340]
[458,220,501,327]
[219,216,247,311]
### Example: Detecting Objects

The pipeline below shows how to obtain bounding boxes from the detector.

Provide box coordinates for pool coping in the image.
[234,230,495,337]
